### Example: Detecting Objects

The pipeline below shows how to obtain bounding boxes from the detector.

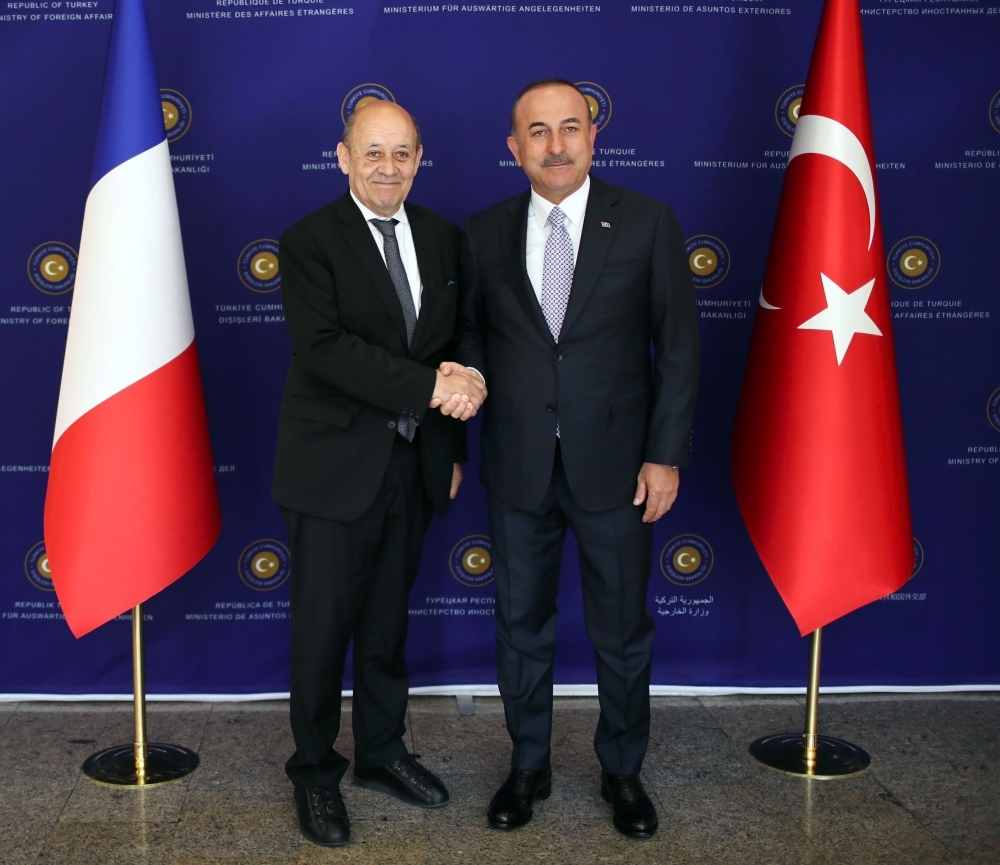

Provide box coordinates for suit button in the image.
[546,404,555,413]
[554,353,563,362]
[388,420,396,430]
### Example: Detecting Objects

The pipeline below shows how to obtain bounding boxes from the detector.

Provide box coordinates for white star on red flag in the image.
[798,273,882,365]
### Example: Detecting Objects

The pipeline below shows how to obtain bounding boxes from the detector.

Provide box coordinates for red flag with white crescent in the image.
[731,0,913,636]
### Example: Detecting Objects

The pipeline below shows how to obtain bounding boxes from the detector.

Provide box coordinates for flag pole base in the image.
[82,743,199,787]
[749,733,870,779]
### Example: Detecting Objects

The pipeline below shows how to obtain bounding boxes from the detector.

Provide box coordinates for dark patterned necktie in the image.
[371,217,417,441]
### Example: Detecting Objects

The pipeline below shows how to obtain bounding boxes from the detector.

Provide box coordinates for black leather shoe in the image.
[601,772,658,838]
[294,784,350,847]
[354,754,449,808]
[487,768,552,830]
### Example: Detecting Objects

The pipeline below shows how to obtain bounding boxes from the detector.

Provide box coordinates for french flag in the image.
[44,0,221,638]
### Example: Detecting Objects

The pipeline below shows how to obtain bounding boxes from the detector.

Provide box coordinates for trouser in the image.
[283,434,431,788]
[489,442,655,776]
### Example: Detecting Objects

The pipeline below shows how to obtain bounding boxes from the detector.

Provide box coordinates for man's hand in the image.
[450,463,464,499]
[438,360,485,385]
[430,362,487,421]
[633,463,680,523]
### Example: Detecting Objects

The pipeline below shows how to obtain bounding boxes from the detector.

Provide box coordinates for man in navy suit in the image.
[452,79,699,838]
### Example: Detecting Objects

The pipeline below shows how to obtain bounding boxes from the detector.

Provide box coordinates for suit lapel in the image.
[406,203,440,358]
[335,193,409,348]
[561,177,620,340]
[504,192,556,347]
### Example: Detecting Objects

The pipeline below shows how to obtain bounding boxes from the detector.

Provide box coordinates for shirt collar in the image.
[530,174,591,231]
[351,190,409,227]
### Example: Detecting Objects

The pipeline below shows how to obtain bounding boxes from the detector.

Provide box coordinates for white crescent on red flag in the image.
[44,0,221,638]
[731,0,913,636]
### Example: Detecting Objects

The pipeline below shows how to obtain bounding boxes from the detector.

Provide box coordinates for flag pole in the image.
[81,605,200,787]
[132,603,147,781]
[749,628,871,779]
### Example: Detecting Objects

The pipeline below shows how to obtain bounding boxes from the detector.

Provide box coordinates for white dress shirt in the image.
[467,177,592,386]
[525,174,591,303]
[351,190,423,316]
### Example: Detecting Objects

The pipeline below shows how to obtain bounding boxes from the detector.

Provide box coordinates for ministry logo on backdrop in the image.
[909,537,924,581]
[988,386,1000,433]
[775,85,805,137]
[450,535,494,588]
[24,541,54,592]
[575,82,612,132]
[887,237,941,290]
[990,90,1000,135]
[239,539,291,591]
[685,235,730,289]
[660,535,714,587]
[341,84,395,125]
[27,242,77,295]
[238,239,281,292]
[160,89,192,143]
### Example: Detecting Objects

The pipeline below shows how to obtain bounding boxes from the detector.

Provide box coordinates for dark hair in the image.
[342,102,422,151]
[509,78,592,135]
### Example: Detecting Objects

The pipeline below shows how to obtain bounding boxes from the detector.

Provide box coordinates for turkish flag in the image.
[730,0,913,636]
[44,0,221,638]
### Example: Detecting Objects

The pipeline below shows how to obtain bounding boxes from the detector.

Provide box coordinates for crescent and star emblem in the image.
[757,112,884,365]
[676,552,696,568]
[465,553,485,570]
[254,258,273,275]
[43,260,64,277]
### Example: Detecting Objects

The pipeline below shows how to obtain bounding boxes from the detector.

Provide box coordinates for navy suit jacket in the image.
[455,175,699,512]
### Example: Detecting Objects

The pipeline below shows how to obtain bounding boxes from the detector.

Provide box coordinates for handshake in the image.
[429,361,487,422]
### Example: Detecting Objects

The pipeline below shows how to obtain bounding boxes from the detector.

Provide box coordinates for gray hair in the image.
[341,102,422,151]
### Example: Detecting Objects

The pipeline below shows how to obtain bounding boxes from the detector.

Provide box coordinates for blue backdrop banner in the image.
[2,0,998,697]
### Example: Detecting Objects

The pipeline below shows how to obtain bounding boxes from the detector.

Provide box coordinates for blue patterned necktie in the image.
[541,205,573,437]
[370,217,417,442]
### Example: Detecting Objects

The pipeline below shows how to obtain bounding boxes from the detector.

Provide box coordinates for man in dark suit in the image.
[272,100,485,848]
[452,79,699,838]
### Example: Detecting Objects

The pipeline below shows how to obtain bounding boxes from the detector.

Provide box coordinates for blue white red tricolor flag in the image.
[730,0,912,636]
[44,0,221,638]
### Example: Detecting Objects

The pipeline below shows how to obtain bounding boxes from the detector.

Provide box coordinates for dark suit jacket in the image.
[455,175,699,513]
[272,192,465,523]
